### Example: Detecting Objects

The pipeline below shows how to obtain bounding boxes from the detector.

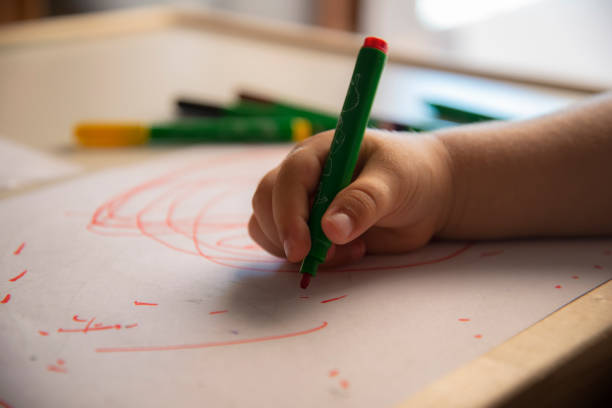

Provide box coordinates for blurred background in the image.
[2,0,611,88]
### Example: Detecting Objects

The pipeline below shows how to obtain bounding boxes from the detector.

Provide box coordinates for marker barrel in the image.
[150,116,311,143]
[300,39,387,277]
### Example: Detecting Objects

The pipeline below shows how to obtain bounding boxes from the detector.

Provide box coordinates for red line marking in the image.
[321,295,347,304]
[57,359,65,365]
[134,301,158,306]
[209,310,228,315]
[594,265,603,270]
[474,334,483,339]
[555,285,562,289]
[480,250,503,257]
[1,294,10,304]
[13,242,25,255]
[125,323,138,329]
[96,321,328,353]
[572,275,579,280]
[339,379,350,389]
[8,269,27,282]
[38,330,49,336]
[458,318,470,322]
[47,365,67,373]
[329,369,339,377]
[73,315,87,322]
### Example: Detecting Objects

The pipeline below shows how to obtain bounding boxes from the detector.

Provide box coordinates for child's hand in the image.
[248,129,454,266]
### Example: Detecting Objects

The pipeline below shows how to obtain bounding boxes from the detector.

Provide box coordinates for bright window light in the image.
[416,0,544,30]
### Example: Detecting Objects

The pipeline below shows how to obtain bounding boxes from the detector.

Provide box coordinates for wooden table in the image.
[0,6,610,407]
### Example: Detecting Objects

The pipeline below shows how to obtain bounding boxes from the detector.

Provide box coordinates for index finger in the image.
[272,131,334,262]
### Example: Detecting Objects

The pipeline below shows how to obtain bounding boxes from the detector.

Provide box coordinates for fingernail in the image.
[283,239,292,259]
[328,212,353,240]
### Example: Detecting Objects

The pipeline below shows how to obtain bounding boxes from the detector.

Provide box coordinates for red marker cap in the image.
[363,37,388,54]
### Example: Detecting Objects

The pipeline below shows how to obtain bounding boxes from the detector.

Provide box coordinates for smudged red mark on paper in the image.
[38,330,49,336]
[0,400,13,408]
[13,242,25,255]
[474,334,483,339]
[339,379,350,389]
[1,294,10,304]
[125,323,138,329]
[47,359,67,373]
[329,369,339,378]
[480,250,503,257]
[555,285,562,289]
[73,315,87,322]
[299,295,310,299]
[594,265,603,270]
[134,301,158,306]
[8,270,27,282]
[209,310,228,315]
[458,318,470,322]
[572,275,579,280]
[321,295,347,304]
[96,321,328,353]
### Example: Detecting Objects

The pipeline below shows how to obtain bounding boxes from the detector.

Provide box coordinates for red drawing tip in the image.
[1,294,10,304]
[300,274,311,289]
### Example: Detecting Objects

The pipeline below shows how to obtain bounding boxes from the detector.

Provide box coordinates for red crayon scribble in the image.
[340,379,350,389]
[299,295,309,299]
[329,369,339,378]
[8,269,27,282]
[594,265,603,270]
[474,334,483,339]
[0,400,13,408]
[38,330,49,336]
[321,295,347,304]
[555,285,562,289]
[572,275,579,280]
[13,242,25,255]
[125,323,138,329]
[96,321,328,353]
[57,359,65,365]
[1,294,10,304]
[458,318,470,322]
[480,250,503,257]
[134,301,158,306]
[84,148,470,275]
[209,310,228,315]
[59,316,136,334]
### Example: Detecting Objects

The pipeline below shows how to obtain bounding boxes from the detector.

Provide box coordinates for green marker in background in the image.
[300,37,388,289]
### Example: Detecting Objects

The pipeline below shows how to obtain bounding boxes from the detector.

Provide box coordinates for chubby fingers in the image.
[250,131,335,261]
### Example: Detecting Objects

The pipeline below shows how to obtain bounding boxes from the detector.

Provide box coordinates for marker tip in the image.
[300,274,311,289]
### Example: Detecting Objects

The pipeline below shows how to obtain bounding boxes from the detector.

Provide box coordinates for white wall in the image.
[359,0,612,88]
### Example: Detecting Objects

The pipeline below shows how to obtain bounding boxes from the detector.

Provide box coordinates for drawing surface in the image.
[1,146,610,407]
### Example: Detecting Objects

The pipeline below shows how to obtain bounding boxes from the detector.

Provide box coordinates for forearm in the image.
[436,92,612,239]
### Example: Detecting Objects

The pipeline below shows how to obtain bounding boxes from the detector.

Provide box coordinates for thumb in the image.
[321,166,397,245]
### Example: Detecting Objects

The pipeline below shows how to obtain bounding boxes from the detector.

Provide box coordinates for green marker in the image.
[74,116,312,147]
[299,37,388,289]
